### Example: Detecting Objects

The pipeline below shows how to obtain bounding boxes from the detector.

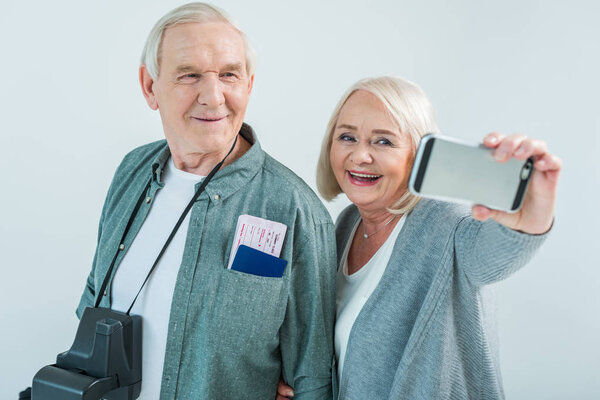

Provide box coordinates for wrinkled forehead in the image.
[158,21,247,71]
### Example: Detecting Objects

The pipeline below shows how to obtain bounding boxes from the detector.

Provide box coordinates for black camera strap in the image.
[94,135,239,314]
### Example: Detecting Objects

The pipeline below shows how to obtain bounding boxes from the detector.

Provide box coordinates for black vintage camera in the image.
[30,307,141,400]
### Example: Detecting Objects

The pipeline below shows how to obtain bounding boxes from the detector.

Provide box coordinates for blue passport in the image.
[231,245,287,278]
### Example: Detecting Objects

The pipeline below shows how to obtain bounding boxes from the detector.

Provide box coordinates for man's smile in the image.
[191,115,227,122]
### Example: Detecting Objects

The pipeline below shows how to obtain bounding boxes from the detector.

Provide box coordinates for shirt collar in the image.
[150,123,265,202]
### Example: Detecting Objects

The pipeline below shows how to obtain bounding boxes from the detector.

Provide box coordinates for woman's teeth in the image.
[349,171,382,181]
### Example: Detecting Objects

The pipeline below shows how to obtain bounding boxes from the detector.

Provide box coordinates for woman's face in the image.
[330,90,413,213]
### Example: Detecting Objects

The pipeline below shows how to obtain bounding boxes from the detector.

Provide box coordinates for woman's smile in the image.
[346,170,383,186]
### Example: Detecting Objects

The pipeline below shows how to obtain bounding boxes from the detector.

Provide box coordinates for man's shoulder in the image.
[117,139,168,173]
[258,153,331,225]
[125,139,167,156]
[103,140,167,206]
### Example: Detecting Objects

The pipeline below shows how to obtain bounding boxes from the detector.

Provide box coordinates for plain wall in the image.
[1,0,598,398]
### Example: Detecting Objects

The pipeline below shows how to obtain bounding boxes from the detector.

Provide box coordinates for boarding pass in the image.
[227,214,287,269]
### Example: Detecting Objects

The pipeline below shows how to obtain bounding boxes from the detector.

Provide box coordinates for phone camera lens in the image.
[520,162,532,180]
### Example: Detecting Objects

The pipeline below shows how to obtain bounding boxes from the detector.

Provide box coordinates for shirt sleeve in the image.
[279,221,337,399]
[75,156,125,318]
[75,194,109,319]
[454,216,550,286]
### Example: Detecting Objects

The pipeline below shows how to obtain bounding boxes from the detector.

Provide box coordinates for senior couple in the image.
[75,2,561,400]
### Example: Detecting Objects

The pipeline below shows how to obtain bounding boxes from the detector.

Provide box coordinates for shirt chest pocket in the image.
[212,269,286,347]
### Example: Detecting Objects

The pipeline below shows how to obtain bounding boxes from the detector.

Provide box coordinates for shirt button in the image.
[214,194,221,200]
[145,197,152,204]
[103,290,107,296]
[119,244,125,250]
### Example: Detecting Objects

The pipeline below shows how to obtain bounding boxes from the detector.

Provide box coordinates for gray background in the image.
[1,0,598,398]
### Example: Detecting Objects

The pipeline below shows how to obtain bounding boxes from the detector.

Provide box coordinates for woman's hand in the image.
[276,377,294,399]
[471,132,562,234]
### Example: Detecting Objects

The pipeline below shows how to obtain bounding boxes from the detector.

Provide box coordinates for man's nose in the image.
[197,76,225,107]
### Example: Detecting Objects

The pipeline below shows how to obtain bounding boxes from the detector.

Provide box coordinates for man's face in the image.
[143,22,253,159]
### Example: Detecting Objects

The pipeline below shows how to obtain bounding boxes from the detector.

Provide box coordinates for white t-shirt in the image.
[111,158,205,400]
[334,214,406,381]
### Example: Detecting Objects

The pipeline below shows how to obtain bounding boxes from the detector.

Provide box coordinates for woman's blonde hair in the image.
[316,76,439,214]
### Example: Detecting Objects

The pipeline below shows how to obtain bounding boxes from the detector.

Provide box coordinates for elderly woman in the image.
[278,76,560,399]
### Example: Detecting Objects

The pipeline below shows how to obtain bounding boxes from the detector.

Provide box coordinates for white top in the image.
[111,158,205,400]
[334,214,406,381]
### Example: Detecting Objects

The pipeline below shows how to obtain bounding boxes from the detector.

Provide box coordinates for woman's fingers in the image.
[471,204,492,221]
[483,133,549,162]
[493,133,526,162]
[513,138,547,160]
[476,132,560,234]
[471,205,506,223]
[535,153,562,172]
[482,132,505,148]
[276,379,294,399]
[471,204,521,229]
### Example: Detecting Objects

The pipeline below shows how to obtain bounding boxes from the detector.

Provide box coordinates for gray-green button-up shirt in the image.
[76,124,336,399]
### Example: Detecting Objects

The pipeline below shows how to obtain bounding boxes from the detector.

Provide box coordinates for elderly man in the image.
[75,3,335,399]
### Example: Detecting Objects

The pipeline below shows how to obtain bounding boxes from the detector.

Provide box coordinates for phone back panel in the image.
[410,135,530,212]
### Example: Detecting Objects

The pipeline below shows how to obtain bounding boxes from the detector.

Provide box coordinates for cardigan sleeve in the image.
[454,216,549,286]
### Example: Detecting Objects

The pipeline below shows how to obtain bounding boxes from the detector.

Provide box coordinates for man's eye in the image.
[221,72,239,81]
[178,74,200,82]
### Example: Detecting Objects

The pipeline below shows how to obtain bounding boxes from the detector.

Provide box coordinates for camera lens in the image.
[520,162,532,180]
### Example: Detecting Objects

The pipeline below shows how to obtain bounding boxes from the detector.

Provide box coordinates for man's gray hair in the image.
[141,2,257,79]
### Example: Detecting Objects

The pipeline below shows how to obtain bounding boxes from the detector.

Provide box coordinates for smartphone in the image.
[408,134,534,212]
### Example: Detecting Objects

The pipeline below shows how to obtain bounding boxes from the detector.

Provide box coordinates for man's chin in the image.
[190,134,238,154]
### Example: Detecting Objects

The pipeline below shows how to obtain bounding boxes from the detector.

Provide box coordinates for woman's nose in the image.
[350,145,373,165]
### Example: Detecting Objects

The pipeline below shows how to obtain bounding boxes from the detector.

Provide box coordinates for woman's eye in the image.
[338,133,356,142]
[375,138,393,146]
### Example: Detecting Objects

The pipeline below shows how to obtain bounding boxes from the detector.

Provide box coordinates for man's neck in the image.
[170,135,251,176]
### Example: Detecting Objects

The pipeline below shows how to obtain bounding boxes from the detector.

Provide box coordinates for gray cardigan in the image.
[335,199,547,400]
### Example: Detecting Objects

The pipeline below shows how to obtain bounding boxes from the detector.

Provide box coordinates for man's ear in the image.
[139,65,159,110]
[247,74,254,95]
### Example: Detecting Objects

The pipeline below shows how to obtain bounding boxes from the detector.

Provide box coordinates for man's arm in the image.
[75,195,109,318]
[75,152,129,318]
[279,221,337,399]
